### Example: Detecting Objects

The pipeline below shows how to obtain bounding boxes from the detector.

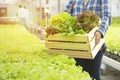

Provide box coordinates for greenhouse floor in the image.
[101,64,120,80]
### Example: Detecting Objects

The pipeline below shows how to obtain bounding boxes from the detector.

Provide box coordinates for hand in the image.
[94,30,102,47]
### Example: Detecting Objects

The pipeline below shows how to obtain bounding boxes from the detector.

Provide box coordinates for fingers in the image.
[94,30,102,46]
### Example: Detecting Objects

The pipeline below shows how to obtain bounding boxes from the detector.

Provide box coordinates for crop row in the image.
[0,24,91,80]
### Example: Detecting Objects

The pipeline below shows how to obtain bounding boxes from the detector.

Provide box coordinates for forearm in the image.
[98,0,112,38]
[98,16,111,38]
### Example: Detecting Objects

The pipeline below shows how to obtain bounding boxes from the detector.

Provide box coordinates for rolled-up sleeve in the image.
[98,0,112,38]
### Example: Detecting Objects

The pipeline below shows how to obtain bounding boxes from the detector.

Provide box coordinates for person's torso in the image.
[72,0,102,17]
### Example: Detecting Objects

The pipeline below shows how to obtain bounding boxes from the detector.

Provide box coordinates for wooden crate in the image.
[43,27,105,59]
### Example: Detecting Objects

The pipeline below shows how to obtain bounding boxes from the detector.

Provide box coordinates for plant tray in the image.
[43,27,105,59]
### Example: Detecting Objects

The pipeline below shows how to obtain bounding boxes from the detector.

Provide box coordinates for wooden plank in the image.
[89,37,95,50]
[45,41,90,51]
[91,39,105,58]
[43,27,98,42]
[47,49,93,59]
[45,34,89,42]
[88,27,98,41]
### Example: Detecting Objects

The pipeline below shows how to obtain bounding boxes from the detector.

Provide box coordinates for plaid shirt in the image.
[64,0,112,37]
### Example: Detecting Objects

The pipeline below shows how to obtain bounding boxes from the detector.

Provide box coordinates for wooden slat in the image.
[88,27,98,41]
[45,34,89,42]
[91,39,105,58]
[47,49,93,59]
[43,27,98,42]
[89,37,95,50]
[45,41,90,51]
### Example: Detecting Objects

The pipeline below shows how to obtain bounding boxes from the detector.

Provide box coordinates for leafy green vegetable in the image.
[77,11,100,32]
[46,11,99,36]
[0,24,92,80]
[48,12,77,33]
[106,24,120,54]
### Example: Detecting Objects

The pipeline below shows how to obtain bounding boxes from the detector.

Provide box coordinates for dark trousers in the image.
[74,44,106,80]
